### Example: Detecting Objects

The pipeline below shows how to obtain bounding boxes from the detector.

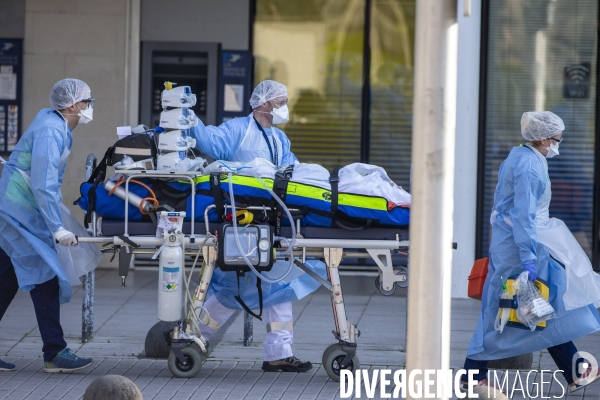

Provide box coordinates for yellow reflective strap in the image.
[285,182,387,210]
[227,175,389,210]
[285,182,330,201]
[174,173,387,211]
[222,174,274,190]
[339,193,387,211]
[176,175,210,185]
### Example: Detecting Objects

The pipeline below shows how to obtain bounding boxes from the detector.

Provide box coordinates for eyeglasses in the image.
[81,98,95,108]
[270,99,288,108]
[550,137,563,143]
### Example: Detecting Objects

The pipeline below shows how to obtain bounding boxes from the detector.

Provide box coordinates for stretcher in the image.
[78,170,413,382]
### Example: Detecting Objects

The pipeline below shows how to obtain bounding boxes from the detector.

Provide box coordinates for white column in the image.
[452,0,482,299]
[406,1,458,399]
[125,0,141,126]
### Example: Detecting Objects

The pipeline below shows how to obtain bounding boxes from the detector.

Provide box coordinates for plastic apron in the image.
[529,147,600,310]
[208,259,326,311]
[467,146,600,361]
[15,126,102,289]
[498,147,600,309]
[232,116,283,166]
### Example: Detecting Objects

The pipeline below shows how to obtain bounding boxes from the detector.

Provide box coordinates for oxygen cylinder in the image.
[157,242,184,321]
[104,180,154,213]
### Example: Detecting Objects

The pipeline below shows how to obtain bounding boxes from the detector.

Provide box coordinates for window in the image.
[368,0,415,188]
[479,0,597,258]
[253,0,415,190]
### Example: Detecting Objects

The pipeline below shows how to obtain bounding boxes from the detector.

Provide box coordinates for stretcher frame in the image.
[79,170,411,381]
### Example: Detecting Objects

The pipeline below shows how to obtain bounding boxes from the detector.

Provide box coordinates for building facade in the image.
[1,0,595,298]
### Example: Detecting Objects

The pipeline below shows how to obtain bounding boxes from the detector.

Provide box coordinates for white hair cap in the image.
[520,111,565,141]
[50,78,91,110]
[249,80,288,109]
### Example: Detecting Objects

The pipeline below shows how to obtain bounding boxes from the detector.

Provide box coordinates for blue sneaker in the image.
[0,359,15,371]
[44,348,93,373]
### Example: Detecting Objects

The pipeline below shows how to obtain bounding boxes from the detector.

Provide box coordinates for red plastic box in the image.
[468,258,489,300]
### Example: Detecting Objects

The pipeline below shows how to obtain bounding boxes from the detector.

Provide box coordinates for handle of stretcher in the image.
[453,242,458,250]
[56,236,79,245]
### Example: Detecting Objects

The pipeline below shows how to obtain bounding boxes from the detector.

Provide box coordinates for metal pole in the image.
[406,1,458,399]
[82,154,97,343]
[82,270,95,343]
[243,311,253,346]
[360,0,372,164]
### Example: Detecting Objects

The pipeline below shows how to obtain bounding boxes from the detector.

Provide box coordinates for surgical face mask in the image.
[545,142,560,159]
[76,104,93,125]
[63,103,93,125]
[270,104,289,124]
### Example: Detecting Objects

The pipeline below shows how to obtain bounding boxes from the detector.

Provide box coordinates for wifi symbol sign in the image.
[563,62,591,99]
[565,63,590,84]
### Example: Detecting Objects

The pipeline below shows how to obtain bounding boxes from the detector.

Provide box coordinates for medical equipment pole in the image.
[406,1,457,399]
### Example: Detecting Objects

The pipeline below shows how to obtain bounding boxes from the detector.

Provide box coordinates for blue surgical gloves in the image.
[523,263,537,282]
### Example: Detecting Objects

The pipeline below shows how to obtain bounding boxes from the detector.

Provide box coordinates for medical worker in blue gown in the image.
[0,79,94,373]
[189,80,323,372]
[462,111,600,393]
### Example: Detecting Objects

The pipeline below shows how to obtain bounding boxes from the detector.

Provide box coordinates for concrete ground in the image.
[0,268,599,399]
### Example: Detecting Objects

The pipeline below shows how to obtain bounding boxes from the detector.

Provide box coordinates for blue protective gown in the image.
[208,260,325,310]
[190,114,298,166]
[0,109,73,304]
[190,114,327,310]
[467,145,600,360]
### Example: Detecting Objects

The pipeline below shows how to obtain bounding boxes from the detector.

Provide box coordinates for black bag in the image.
[109,133,158,166]
[77,133,158,227]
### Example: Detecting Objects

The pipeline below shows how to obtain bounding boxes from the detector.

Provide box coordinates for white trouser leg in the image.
[198,296,236,341]
[263,301,294,362]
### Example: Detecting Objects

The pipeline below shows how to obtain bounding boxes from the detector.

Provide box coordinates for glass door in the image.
[478,0,598,262]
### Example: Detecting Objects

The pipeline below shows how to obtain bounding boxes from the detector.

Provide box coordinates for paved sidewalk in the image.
[1,268,600,399]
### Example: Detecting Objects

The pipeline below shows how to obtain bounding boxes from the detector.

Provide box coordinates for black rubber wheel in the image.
[322,343,360,382]
[375,275,396,296]
[322,343,338,366]
[168,344,206,378]
[394,266,409,288]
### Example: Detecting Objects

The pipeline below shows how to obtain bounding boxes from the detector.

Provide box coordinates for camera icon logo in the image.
[572,351,598,386]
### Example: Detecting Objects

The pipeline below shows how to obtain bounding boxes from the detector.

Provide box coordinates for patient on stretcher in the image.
[77,159,411,228]
[206,159,411,209]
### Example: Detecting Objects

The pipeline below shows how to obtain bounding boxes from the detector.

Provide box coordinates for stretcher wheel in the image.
[168,344,206,378]
[322,343,360,382]
[394,266,409,288]
[375,275,396,296]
